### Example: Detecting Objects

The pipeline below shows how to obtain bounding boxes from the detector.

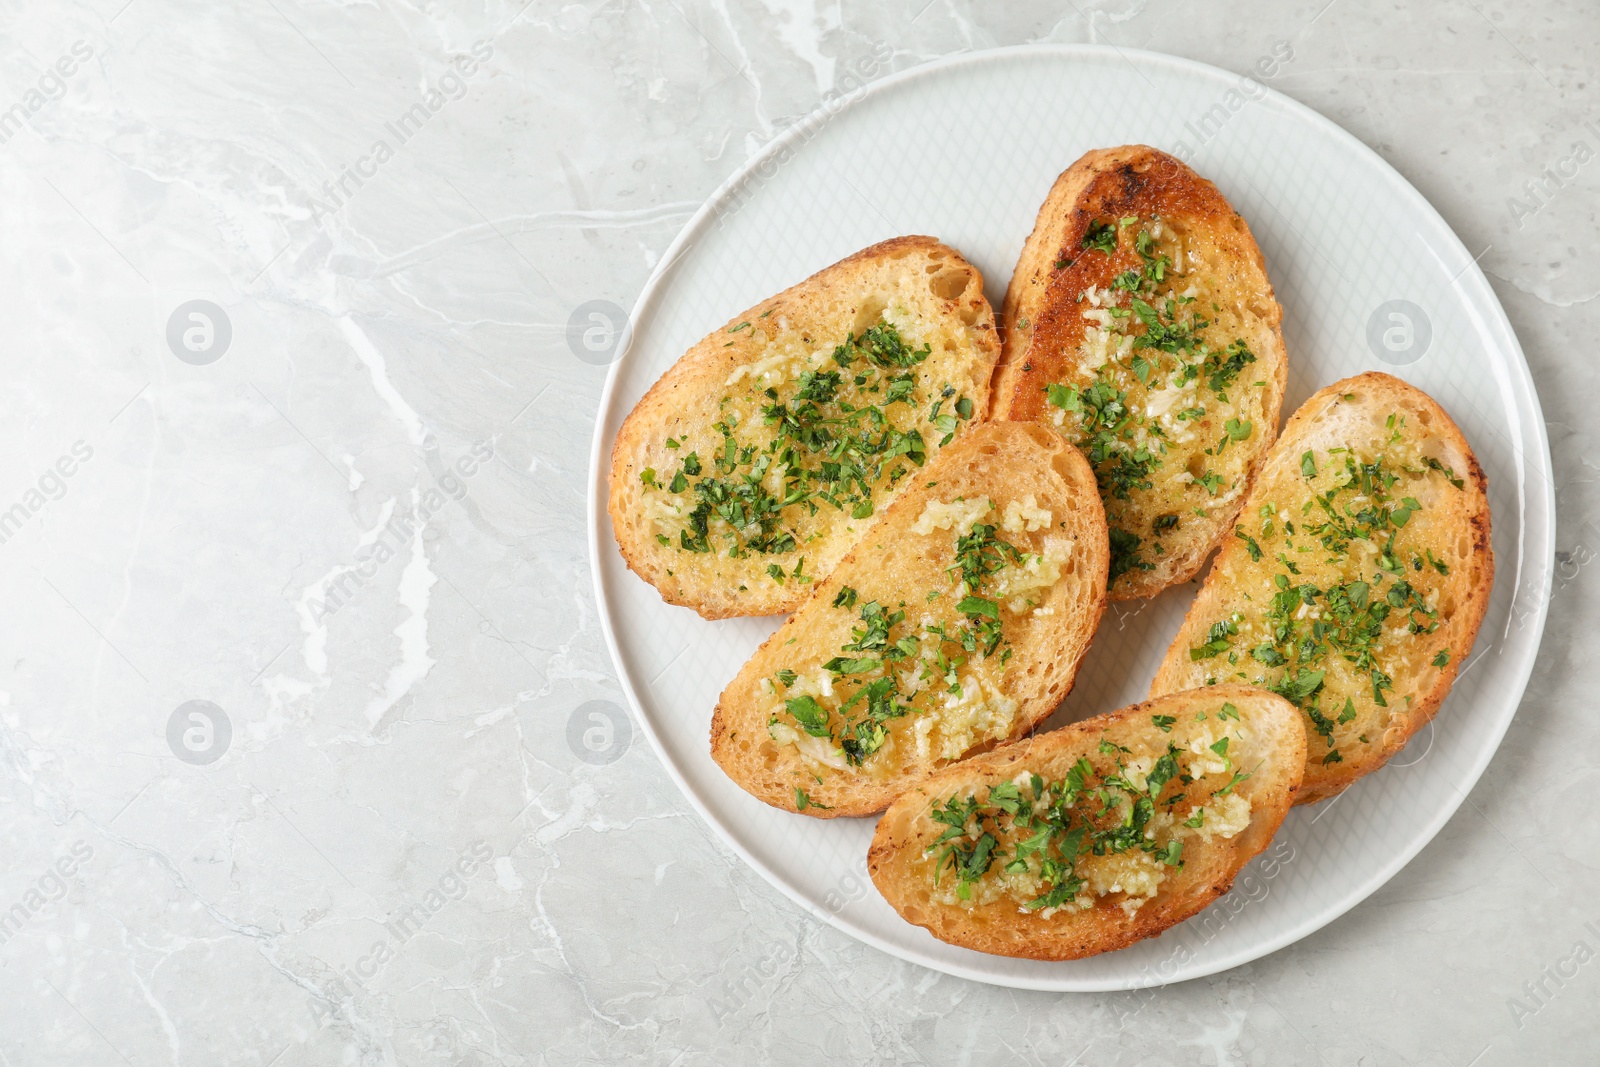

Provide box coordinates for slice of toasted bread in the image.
[994,145,1288,600]
[609,236,1002,619]
[868,686,1305,960]
[709,423,1109,817]
[1150,372,1494,805]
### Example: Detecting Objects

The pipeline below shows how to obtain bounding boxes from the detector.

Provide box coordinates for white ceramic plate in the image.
[586,45,1553,991]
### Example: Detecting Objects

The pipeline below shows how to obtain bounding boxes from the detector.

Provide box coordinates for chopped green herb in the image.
[1213,768,1252,797]
[646,318,944,559]
[1203,340,1256,398]
[794,787,831,810]
[1082,220,1118,254]
[1217,417,1253,453]
[1423,456,1465,489]
[1108,527,1152,587]
[1235,527,1263,561]
[1190,616,1239,660]
[785,695,831,738]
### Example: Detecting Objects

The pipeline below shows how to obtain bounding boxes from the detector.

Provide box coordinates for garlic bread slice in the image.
[610,236,1001,619]
[995,145,1288,599]
[1151,372,1494,804]
[710,423,1108,817]
[868,686,1305,960]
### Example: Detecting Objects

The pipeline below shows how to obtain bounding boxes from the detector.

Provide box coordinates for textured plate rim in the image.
[585,43,1554,991]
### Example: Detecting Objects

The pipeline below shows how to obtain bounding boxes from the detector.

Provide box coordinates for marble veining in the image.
[0,1,1595,1063]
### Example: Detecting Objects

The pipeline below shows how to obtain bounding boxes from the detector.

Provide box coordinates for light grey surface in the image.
[0,1,1594,1064]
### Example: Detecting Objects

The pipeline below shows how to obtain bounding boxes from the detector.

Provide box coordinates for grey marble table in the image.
[2,1,1596,1064]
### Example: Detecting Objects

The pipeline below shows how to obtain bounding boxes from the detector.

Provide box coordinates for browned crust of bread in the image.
[994,145,1288,600]
[867,686,1306,960]
[1150,372,1495,805]
[608,236,1001,619]
[709,422,1110,817]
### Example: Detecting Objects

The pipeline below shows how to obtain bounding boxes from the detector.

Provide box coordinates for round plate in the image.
[586,45,1553,991]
